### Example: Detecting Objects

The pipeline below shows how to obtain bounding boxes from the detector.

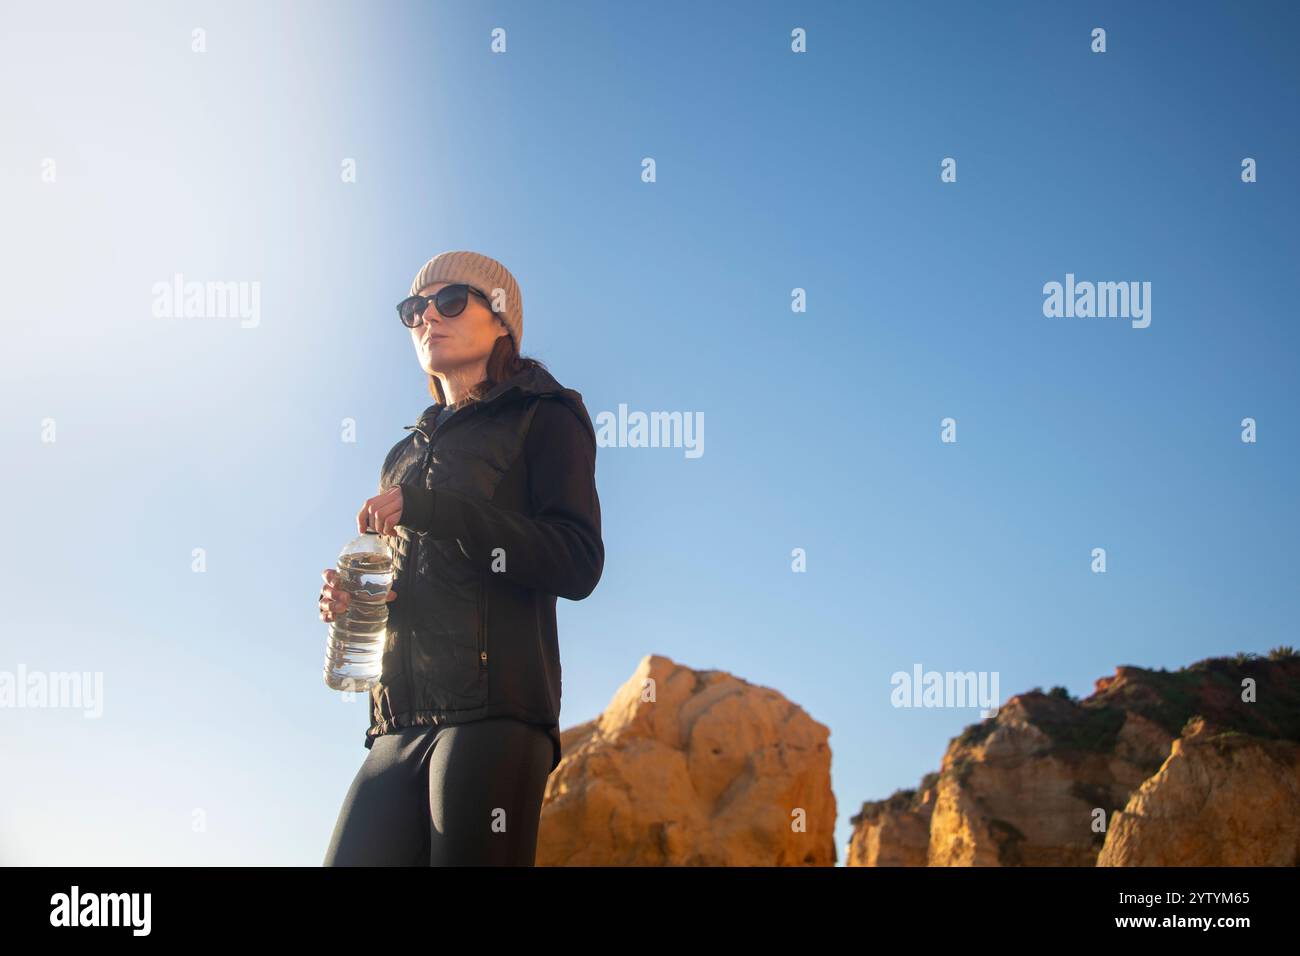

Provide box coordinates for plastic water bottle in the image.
[323,530,394,692]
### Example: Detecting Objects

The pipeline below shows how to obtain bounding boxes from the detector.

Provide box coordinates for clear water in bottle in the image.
[323,531,394,692]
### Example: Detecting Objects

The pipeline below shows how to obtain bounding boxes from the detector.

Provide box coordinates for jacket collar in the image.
[411,365,596,445]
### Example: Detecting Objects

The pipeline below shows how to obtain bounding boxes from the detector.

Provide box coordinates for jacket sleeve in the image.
[397,399,604,601]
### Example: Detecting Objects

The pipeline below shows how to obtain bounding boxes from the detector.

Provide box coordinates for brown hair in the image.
[428,322,548,406]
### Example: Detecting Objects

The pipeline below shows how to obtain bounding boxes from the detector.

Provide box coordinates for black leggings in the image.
[323,716,553,866]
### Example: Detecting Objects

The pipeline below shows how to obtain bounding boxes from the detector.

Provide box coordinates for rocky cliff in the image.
[1098,715,1300,866]
[849,651,1300,866]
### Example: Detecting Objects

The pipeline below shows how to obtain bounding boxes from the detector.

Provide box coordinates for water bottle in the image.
[323,530,394,692]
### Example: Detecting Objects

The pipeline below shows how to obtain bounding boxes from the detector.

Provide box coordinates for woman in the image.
[318,250,604,866]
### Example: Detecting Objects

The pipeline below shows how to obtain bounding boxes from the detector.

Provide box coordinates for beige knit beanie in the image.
[409,250,523,351]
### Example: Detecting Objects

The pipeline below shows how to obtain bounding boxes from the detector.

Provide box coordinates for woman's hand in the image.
[319,568,397,623]
[357,485,404,536]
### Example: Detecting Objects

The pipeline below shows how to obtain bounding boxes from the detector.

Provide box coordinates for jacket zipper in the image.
[400,424,435,722]
[477,573,488,671]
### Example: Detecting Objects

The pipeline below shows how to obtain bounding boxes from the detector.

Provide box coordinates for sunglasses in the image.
[397,284,494,328]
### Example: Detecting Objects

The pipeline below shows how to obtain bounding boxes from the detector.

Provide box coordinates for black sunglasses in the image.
[397,284,493,328]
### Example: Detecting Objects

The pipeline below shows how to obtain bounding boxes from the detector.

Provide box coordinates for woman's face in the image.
[410,281,507,377]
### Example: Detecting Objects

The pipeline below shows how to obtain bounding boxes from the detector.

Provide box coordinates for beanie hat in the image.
[409,250,523,351]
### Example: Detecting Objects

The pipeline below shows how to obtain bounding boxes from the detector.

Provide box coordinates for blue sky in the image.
[1,0,1297,864]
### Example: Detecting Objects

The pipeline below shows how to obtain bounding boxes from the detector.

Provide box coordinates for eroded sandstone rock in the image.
[1098,717,1300,866]
[536,654,836,866]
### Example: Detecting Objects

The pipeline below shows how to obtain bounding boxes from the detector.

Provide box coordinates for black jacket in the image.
[366,364,603,773]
